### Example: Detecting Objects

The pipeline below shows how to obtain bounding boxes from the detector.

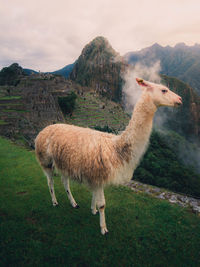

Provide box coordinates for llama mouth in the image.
[174,101,182,107]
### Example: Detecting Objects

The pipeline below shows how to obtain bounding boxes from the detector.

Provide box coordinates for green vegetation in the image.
[58,91,77,115]
[1,136,200,266]
[0,96,21,100]
[0,120,8,125]
[94,125,117,134]
[135,131,200,198]
[0,63,26,86]
[65,92,129,131]
[2,109,28,113]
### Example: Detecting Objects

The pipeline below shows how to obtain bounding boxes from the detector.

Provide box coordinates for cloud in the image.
[0,0,200,71]
[122,61,161,111]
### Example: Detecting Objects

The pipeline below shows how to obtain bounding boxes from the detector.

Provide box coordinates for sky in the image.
[1,0,200,72]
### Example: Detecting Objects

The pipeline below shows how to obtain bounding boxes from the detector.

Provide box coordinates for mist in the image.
[122,61,161,112]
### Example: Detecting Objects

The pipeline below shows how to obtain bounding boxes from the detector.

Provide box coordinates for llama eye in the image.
[162,89,168,94]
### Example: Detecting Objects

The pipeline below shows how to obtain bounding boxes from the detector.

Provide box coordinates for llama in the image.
[35,78,182,235]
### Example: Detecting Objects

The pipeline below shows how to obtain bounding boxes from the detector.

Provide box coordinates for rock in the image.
[157,193,166,199]
[192,206,200,213]
[169,195,178,203]
[125,180,200,214]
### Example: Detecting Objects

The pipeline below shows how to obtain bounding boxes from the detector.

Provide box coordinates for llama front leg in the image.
[91,192,97,215]
[61,176,79,208]
[43,168,58,206]
[94,187,108,235]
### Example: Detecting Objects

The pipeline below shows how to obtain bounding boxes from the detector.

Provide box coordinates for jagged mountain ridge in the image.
[125,42,200,95]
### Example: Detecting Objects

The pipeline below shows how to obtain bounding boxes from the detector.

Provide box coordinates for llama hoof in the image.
[53,202,58,207]
[91,209,98,215]
[101,227,109,235]
[74,204,80,209]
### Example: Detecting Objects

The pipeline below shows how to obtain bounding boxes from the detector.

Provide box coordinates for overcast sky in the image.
[1,0,200,72]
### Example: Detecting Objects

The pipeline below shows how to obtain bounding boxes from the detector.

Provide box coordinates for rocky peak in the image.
[81,36,119,59]
[70,36,127,102]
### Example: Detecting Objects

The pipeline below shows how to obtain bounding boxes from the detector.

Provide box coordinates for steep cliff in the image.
[70,36,127,102]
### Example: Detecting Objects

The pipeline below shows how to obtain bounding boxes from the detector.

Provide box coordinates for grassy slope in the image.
[65,91,129,131]
[0,137,200,267]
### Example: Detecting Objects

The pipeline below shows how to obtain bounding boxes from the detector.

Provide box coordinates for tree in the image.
[58,91,77,116]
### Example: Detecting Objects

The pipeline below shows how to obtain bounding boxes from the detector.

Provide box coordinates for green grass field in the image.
[0,136,200,267]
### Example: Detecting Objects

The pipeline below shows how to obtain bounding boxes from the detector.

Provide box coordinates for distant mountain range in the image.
[125,42,200,95]
[11,40,200,98]
[23,63,75,78]
[52,63,75,78]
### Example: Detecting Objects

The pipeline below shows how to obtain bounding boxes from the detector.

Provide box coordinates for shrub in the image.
[58,91,77,115]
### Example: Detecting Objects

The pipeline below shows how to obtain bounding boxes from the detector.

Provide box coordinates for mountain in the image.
[0,63,27,86]
[52,63,75,78]
[23,64,74,78]
[23,68,38,75]
[70,36,128,102]
[125,43,200,95]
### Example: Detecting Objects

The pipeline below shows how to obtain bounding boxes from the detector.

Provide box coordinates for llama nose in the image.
[176,96,182,106]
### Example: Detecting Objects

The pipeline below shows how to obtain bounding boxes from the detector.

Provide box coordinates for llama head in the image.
[136,78,182,108]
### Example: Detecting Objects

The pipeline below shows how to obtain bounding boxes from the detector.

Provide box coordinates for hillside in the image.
[160,75,200,139]
[70,36,128,102]
[0,73,70,147]
[125,43,200,95]
[64,91,129,132]
[0,136,200,266]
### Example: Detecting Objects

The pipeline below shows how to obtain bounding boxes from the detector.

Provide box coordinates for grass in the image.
[0,96,21,100]
[2,109,29,113]
[65,92,129,131]
[0,103,22,106]
[0,120,8,125]
[0,136,200,267]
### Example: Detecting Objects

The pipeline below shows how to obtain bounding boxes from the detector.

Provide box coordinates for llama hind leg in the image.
[43,168,58,206]
[94,187,108,235]
[61,176,79,208]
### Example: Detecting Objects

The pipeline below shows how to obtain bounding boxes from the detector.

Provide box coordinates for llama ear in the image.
[136,78,148,87]
[136,78,153,91]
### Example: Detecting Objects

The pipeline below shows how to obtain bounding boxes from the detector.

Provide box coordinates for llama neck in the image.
[117,93,157,167]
